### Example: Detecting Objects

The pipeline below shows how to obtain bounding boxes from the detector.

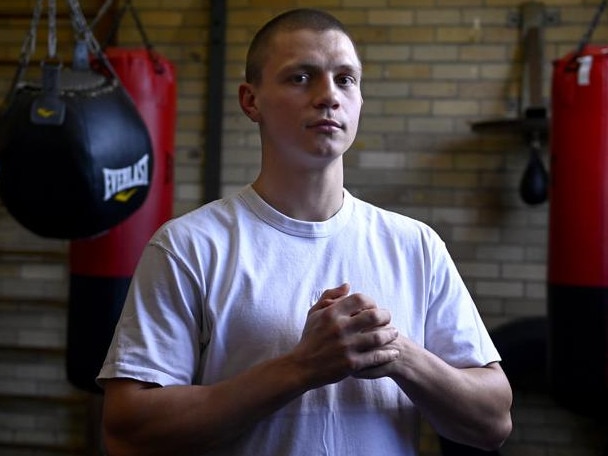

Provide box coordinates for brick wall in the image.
[0,0,607,454]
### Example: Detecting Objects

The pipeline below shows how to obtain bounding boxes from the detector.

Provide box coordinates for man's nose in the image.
[313,76,340,110]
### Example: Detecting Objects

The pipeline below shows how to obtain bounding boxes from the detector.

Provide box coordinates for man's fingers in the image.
[309,283,350,312]
[353,347,400,374]
[349,307,392,333]
[352,326,398,352]
[321,282,350,300]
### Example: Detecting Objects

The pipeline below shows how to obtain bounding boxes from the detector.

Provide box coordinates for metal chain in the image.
[47,0,57,58]
[5,0,155,104]
[89,0,115,31]
[18,0,43,68]
[4,0,44,101]
[67,0,120,80]
[67,0,103,57]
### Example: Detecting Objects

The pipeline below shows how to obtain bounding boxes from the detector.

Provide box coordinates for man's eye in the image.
[337,75,357,86]
[292,74,310,84]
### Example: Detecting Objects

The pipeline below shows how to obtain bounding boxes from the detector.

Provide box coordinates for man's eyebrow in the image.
[336,63,362,75]
[281,62,362,75]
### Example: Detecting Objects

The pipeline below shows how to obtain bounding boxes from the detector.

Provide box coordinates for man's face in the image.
[242,28,363,170]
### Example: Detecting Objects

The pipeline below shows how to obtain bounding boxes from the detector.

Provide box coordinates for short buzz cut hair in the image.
[245,8,359,85]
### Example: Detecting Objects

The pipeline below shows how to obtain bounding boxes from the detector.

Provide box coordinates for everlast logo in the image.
[103,155,150,202]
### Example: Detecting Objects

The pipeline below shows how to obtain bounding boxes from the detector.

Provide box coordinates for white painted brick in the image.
[474,297,504,316]
[176,183,203,201]
[362,81,410,97]
[359,151,406,169]
[452,226,500,242]
[415,9,461,25]
[477,245,525,261]
[360,116,407,132]
[221,185,244,198]
[505,298,546,316]
[406,151,453,170]
[458,262,500,279]
[502,263,546,281]
[364,44,411,61]
[431,207,478,225]
[412,45,459,61]
[432,100,479,116]
[20,264,65,281]
[408,117,454,132]
[476,280,524,298]
[368,9,414,25]
[411,81,458,97]
[17,329,63,349]
[525,282,546,300]
[432,64,480,79]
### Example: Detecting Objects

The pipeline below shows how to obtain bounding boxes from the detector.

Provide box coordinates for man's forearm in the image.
[103,354,311,456]
[355,335,513,450]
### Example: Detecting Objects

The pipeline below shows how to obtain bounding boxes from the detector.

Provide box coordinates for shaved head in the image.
[245,8,359,85]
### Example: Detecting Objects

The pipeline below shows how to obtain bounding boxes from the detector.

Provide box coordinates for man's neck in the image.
[251,171,344,222]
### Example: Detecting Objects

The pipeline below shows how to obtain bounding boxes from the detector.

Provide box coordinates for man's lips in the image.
[308,119,343,132]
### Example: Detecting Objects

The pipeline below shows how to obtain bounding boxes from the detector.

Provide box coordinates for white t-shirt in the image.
[98,185,500,455]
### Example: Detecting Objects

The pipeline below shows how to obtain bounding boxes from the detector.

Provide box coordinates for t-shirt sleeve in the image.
[423,233,501,368]
[96,241,204,388]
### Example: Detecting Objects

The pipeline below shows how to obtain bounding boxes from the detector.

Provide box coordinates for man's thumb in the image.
[311,283,350,311]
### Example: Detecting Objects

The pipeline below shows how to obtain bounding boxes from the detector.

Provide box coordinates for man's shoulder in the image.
[351,194,437,237]
[150,188,250,248]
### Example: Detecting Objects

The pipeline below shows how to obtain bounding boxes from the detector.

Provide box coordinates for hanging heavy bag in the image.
[0,0,153,239]
[547,0,608,418]
[67,0,176,393]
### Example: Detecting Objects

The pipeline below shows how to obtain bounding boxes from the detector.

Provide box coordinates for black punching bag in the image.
[0,0,153,239]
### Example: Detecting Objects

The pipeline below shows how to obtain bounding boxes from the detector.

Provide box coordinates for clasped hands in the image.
[292,282,402,389]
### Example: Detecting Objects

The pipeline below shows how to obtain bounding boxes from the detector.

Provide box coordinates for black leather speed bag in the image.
[0,62,153,239]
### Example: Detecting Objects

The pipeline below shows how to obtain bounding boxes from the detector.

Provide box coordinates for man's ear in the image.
[239,83,260,122]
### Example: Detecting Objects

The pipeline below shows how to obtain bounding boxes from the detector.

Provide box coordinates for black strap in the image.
[567,0,608,69]
[97,0,165,74]
[575,0,608,55]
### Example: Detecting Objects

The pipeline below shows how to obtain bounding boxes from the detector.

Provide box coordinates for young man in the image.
[98,8,512,455]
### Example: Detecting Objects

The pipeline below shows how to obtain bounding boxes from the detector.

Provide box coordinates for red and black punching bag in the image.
[548,45,608,417]
[67,48,176,393]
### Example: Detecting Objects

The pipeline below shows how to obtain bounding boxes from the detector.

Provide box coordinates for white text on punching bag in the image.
[102,155,150,201]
